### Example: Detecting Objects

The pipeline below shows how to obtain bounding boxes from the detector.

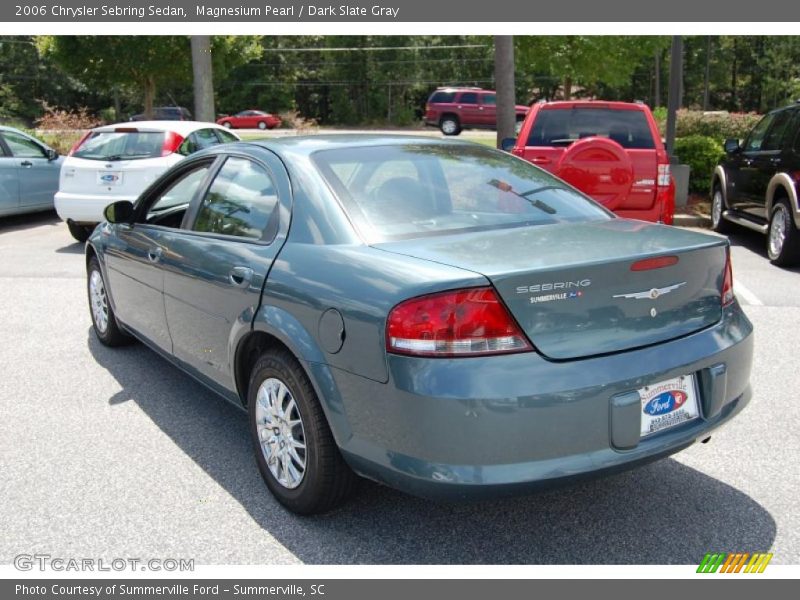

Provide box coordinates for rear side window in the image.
[459,92,478,105]
[73,131,166,161]
[429,91,456,103]
[528,108,656,149]
[193,157,279,240]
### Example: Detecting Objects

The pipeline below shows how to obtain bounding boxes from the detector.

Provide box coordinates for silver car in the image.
[0,125,62,217]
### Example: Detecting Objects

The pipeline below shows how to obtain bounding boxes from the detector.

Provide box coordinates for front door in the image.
[0,130,58,209]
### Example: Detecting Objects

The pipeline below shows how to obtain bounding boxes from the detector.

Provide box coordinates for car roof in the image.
[245,134,481,160]
[91,121,235,135]
[538,100,650,111]
[0,125,34,136]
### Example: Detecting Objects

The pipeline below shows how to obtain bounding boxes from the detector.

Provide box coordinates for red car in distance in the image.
[216,110,281,130]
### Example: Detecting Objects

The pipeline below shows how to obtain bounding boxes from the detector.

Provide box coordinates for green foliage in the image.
[653,109,762,140]
[674,135,724,193]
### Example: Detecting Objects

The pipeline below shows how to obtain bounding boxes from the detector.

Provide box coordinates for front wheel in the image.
[222,121,233,129]
[710,187,732,233]
[257,121,267,130]
[248,349,357,514]
[439,116,461,136]
[767,199,800,267]
[87,257,132,347]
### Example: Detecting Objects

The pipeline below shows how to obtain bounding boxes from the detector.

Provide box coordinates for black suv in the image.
[712,102,800,266]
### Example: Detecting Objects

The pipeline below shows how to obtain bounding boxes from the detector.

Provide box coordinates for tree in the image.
[494,36,516,146]
[191,36,215,122]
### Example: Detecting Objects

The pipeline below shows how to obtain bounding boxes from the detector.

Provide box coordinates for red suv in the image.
[509,101,675,224]
[424,87,529,136]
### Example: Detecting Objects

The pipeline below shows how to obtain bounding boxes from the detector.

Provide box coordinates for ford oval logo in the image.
[643,390,687,416]
[100,174,119,183]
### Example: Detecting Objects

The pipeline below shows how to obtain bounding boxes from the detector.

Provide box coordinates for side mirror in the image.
[724,138,741,154]
[500,138,516,152]
[104,201,134,224]
[45,148,58,161]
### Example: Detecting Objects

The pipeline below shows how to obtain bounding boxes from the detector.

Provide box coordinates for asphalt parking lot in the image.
[1,211,798,565]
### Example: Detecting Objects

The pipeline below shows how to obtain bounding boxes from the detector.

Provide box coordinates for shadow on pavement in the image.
[726,226,800,274]
[55,242,86,255]
[88,331,776,565]
[0,210,59,234]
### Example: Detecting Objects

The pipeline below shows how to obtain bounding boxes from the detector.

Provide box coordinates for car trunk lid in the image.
[374,220,727,360]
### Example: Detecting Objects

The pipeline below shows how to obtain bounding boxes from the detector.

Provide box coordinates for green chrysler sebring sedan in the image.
[86,136,753,514]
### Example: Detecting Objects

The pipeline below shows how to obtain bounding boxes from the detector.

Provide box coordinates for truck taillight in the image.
[386,287,532,357]
[657,163,671,187]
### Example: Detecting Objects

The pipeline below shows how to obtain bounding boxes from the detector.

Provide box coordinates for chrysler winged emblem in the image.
[613,282,686,300]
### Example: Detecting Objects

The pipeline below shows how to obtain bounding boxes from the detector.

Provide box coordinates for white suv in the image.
[55,121,239,242]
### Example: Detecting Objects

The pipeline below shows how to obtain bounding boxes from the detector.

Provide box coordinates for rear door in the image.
[456,92,482,128]
[160,152,291,390]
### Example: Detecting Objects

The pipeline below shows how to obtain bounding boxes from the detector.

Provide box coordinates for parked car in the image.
[0,125,62,217]
[217,110,281,130]
[711,102,800,266]
[424,87,529,135]
[508,100,675,224]
[87,135,753,514]
[55,121,239,242]
[130,106,193,122]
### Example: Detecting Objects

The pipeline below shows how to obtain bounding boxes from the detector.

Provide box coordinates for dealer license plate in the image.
[639,375,700,437]
[97,171,123,186]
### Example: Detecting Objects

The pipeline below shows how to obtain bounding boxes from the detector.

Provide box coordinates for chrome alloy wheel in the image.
[712,189,724,228]
[255,377,307,489]
[769,203,790,259]
[89,270,109,334]
[441,119,458,135]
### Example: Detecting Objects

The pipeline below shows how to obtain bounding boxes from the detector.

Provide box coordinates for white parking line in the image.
[734,278,764,306]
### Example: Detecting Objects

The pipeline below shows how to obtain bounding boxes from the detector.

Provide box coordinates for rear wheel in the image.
[248,349,357,514]
[439,115,461,136]
[87,257,132,347]
[767,199,800,266]
[67,221,92,243]
[710,186,732,233]
[257,121,267,130]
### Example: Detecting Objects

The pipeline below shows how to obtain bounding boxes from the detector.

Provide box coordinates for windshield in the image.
[313,143,611,241]
[73,131,166,161]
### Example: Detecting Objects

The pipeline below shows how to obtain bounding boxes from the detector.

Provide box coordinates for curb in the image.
[673,213,711,228]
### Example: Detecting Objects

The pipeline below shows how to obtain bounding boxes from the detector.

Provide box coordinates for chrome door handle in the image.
[228,266,254,287]
[147,247,162,263]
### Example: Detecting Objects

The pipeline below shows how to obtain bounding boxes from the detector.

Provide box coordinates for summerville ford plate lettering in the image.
[86,135,753,514]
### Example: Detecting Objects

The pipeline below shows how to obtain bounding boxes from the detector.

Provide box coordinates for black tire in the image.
[87,257,133,347]
[257,121,267,130]
[248,349,357,514]
[222,121,233,129]
[767,198,800,267]
[710,184,732,234]
[68,221,92,243]
[439,115,461,136]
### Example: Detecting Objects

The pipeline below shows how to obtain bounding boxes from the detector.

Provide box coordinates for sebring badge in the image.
[613,282,686,300]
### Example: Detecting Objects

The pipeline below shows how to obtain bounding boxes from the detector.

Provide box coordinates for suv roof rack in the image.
[436,86,483,90]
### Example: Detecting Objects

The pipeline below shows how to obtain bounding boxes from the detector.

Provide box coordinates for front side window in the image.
[743,113,776,152]
[761,110,795,151]
[429,92,456,103]
[481,94,497,106]
[215,129,239,143]
[193,157,279,240]
[145,164,211,223]
[459,92,478,105]
[313,143,610,241]
[1,131,46,158]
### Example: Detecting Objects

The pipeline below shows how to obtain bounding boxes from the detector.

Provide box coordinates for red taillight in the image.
[657,163,671,187]
[722,247,734,307]
[631,255,679,271]
[162,131,184,156]
[386,287,532,357]
[68,131,93,156]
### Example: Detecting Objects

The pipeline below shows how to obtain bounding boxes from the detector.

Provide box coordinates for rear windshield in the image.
[313,143,610,241]
[72,131,166,161]
[528,108,656,149]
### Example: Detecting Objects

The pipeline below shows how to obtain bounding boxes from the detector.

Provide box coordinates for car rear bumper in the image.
[332,301,754,500]
[54,191,137,224]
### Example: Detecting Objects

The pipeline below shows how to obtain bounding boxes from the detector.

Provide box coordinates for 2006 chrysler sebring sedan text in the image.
[86,136,753,514]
